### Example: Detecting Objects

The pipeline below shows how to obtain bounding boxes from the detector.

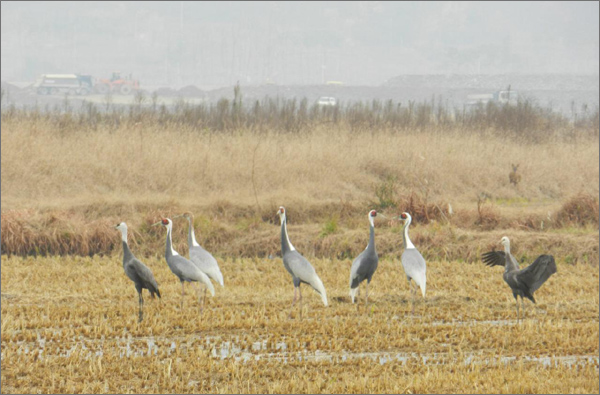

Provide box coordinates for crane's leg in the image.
[196,282,204,314]
[138,292,144,323]
[411,281,416,316]
[181,281,185,309]
[515,298,520,323]
[288,287,298,319]
[298,286,303,320]
[365,281,370,312]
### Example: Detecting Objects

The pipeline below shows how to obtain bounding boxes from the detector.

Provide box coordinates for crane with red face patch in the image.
[153,218,214,311]
[398,212,426,315]
[277,206,328,318]
[349,210,380,307]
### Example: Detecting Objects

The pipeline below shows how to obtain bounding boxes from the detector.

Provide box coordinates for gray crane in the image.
[349,210,379,307]
[482,236,557,321]
[398,212,427,315]
[277,206,328,318]
[114,222,161,322]
[153,218,215,310]
[174,212,224,289]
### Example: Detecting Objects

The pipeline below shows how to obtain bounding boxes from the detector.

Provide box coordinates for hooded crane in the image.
[349,210,379,307]
[174,212,224,289]
[398,212,426,314]
[277,206,328,317]
[115,222,161,322]
[482,236,557,321]
[153,218,215,310]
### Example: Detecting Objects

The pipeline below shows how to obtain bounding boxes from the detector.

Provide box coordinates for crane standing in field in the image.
[114,222,161,322]
[482,236,557,321]
[349,210,379,308]
[153,218,215,311]
[174,212,224,298]
[277,206,328,318]
[398,212,427,315]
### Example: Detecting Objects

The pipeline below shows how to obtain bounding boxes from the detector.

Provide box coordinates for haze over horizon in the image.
[1,1,598,88]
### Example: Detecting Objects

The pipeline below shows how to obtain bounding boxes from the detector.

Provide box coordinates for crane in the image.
[114,222,161,322]
[349,210,379,308]
[398,212,426,315]
[277,206,328,318]
[482,236,557,321]
[153,218,215,311]
[173,212,224,289]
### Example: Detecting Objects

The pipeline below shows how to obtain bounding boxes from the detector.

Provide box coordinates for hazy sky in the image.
[1,1,598,87]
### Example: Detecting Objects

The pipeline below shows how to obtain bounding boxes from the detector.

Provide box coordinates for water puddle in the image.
[4,332,598,370]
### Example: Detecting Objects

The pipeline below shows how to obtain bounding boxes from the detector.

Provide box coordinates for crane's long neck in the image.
[366,218,376,252]
[280,216,295,254]
[165,226,179,258]
[119,229,133,264]
[503,242,517,272]
[186,217,200,247]
[402,219,415,249]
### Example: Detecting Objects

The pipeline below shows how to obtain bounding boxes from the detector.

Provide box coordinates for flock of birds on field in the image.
[115,206,557,323]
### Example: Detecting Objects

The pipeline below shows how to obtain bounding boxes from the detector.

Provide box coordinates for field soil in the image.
[1,255,598,393]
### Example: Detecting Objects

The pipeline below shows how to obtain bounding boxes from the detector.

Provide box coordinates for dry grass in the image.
[1,254,598,393]
[1,117,598,212]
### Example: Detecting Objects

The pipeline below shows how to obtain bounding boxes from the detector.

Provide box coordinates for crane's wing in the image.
[350,250,378,288]
[285,251,318,284]
[482,250,520,269]
[482,250,505,267]
[284,250,328,305]
[516,254,557,294]
[126,258,161,298]
[190,245,224,287]
[349,250,367,287]
[401,249,426,281]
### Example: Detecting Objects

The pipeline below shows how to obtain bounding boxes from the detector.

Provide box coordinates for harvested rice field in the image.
[1,254,598,393]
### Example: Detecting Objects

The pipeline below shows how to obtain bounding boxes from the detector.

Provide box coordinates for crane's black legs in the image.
[365,282,370,312]
[289,287,298,319]
[138,292,144,323]
[410,281,416,316]
[196,282,205,314]
[180,281,185,309]
[298,286,303,320]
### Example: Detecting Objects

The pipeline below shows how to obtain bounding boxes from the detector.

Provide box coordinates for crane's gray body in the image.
[482,245,557,304]
[279,209,328,306]
[162,220,215,296]
[349,213,378,303]
[183,216,224,287]
[121,240,161,298]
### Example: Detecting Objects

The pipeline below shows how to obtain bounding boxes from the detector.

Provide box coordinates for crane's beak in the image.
[378,213,387,219]
[172,214,183,219]
[151,221,162,227]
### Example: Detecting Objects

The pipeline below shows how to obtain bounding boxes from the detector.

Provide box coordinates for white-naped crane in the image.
[398,212,426,315]
[174,212,224,291]
[277,206,328,318]
[482,236,557,321]
[114,222,161,322]
[349,210,380,308]
[152,218,214,311]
